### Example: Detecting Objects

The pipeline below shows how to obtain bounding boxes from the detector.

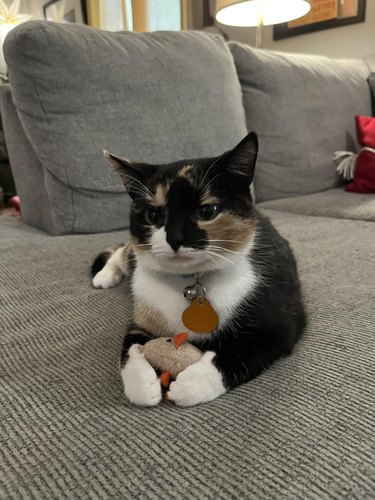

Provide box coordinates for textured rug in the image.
[1,211,374,498]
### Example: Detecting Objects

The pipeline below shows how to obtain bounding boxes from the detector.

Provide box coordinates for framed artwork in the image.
[43,0,87,24]
[273,0,366,40]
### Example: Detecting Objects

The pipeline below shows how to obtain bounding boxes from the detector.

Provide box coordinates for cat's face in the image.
[105,132,258,274]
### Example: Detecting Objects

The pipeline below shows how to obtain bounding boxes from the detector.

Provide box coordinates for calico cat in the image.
[92,132,306,407]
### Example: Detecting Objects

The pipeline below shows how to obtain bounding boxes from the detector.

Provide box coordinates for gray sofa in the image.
[1,22,374,498]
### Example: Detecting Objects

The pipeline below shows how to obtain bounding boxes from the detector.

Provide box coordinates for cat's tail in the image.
[91,243,129,289]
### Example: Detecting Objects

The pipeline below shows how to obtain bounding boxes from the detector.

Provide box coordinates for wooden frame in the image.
[273,0,366,40]
[43,0,87,24]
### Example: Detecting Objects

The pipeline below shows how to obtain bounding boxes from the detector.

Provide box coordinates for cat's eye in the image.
[198,204,220,221]
[144,207,162,225]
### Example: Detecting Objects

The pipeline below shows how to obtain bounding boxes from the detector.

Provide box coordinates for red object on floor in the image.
[346,116,375,193]
[9,196,21,212]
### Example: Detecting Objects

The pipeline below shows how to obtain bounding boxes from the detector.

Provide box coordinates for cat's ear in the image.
[103,150,149,199]
[224,132,258,184]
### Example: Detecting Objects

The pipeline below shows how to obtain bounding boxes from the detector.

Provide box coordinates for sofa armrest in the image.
[0,85,57,233]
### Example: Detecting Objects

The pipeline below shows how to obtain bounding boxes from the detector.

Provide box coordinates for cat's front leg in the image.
[92,244,130,289]
[167,352,226,407]
[121,344,162,406]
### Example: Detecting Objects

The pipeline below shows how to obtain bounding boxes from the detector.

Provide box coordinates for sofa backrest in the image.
[230,43,372,202]
[4,22,247,234]
[4,22,373,234]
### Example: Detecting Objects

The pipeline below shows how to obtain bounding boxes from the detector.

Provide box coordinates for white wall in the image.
[21,0,44,19]
[216,0,375,60]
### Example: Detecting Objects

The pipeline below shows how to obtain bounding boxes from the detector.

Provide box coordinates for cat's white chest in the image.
[132,258,257,338]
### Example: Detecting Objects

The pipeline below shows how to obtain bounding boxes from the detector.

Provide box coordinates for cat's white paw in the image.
[167,351,226,407]
[92,267,123,289]
[121,344,162,406]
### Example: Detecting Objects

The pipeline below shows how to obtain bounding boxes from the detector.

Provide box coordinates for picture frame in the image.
[273,0,366,40]
[43,0,87,24]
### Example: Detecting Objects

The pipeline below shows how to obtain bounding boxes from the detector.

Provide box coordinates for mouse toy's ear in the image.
[173,332,189,348]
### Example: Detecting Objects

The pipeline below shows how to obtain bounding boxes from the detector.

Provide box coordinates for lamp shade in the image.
[216,0,311,26]
[0,0,34,77]
[0,24,14,75]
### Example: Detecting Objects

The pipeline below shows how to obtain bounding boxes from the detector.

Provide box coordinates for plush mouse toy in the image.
[139,332,202,387]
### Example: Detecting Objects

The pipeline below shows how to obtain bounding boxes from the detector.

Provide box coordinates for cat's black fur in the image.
[93,132,306,393]
[118,212,306,390]
[204,213,305,389]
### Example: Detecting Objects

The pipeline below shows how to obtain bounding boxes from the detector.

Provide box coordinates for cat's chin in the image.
[137,254,224,275]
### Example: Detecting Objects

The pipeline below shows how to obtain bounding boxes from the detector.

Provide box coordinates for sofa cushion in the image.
[1,86,58,231]
[258,187,375,222]
[4,22,247,234]
[229,43,372,202]
[1,212,374,497]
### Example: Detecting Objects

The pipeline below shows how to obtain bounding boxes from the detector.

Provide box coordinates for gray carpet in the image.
[1,211,374,499]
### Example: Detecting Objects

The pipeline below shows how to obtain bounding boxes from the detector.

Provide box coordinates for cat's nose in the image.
[167,232,184,252]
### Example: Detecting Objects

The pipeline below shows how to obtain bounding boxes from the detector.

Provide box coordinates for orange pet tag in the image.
[182,297,219,333]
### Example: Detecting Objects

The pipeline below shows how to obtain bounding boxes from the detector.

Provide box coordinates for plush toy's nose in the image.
[173,332,189,348]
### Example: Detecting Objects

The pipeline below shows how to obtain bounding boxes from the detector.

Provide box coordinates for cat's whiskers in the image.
[132,243,153,256]
[126,256,138,264]
[204,250,236,267]
[125,175,153,198]
[207,245,244,256]
[200,173,222,196]
[135,246,153,253]
[199,151,227,190]
[131,244,153,257]
[130,188,152,199]
[204,239,248,245]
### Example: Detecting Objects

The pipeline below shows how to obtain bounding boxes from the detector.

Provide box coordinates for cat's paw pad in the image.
[92,267,123,289]
[167,352,226,407]
[121,345,162,406]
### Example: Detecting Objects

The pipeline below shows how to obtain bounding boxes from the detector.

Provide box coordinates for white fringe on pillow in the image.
[333,147,375,181]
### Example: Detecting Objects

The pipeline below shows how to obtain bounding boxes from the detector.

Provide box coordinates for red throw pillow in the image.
[345,116,375,193]
[346,149,375,193]
[355,115,375,147]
